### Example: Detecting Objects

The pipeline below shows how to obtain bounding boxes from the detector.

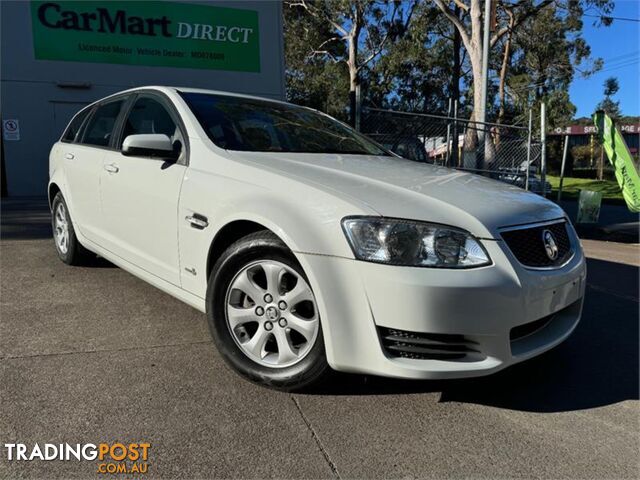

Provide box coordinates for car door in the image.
[62,98,127,243]
[99,93,188,286]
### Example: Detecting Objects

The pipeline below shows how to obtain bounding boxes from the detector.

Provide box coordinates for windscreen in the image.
[180,92,389,156]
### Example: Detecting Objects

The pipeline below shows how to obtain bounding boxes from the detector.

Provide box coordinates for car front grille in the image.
[500,220,572,268]
[378,327,478,360]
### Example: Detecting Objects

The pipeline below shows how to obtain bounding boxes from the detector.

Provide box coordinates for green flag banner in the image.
[593,111,640,212]
[30,1,260,72]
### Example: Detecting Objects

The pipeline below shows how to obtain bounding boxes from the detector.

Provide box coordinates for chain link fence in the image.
[361,108,549,194]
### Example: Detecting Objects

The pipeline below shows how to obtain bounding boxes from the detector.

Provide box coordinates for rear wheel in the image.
[51,192,92,265]
[206,231,330,391]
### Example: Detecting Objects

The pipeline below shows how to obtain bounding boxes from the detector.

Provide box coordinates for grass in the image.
[547,175,624,202]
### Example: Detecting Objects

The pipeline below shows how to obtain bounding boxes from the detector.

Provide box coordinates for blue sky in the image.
[569,0,639,118]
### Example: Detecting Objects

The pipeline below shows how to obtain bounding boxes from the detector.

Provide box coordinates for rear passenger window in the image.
[61,109,90,143]
[81,100,125,147]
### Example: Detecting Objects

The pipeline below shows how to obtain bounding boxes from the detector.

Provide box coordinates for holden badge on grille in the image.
[542,229,559,261]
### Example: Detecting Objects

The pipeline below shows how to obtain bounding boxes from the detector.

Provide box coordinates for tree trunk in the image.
[497,14,514,128]
[348,62,357,126]
[347,9,361,127]
[463,110,478,169]
[470,58,485,170]
[348,34,358,93]
[451,5,461,167]
[598,147,604,180]
[469,0,484,127]
[433,0,559,171]
[432,0,486,169]
[495,16,513,151]
[469,0,488,170]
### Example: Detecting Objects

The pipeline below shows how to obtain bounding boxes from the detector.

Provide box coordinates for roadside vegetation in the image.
[284,0,615,129]
[547,175,624,202]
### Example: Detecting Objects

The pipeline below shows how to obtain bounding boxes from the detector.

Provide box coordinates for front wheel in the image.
[206,231,330,391]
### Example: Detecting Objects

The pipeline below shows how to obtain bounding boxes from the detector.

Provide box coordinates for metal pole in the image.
[525,108,532,191]
[557,135,569,202]
[445,98,452,167]
[598,145,604,180]
[354,84,361,132]
[452,99,459,167]
[540,101,547,197]
[477,0,492,170]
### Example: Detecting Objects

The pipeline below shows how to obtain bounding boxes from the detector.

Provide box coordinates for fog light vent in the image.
[378,327,478,360]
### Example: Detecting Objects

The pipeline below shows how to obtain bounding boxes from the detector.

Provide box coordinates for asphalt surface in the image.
[1,198,638,479]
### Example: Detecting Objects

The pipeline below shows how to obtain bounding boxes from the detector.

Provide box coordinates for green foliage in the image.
[284,0,614,124]
[504,1,611,129]
[545,90,578,129]
[284,0,418,119]
[596,76,622,118]
[571,143,602,169]
[283,3,349,120]
[603,77,619,97]
[364,4,453,113]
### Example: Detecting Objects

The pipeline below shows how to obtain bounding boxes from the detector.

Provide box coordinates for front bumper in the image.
[299,235,586,379]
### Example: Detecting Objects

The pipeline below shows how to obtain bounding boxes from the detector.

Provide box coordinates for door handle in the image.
[65,153,74,160]
[185,214,208,229]
[104,163,119,173]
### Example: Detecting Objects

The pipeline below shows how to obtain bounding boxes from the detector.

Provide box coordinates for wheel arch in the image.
[206,219,284,280]
[201,215,345,372]
[48,182,61,210]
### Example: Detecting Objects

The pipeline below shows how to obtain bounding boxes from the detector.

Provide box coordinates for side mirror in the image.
[122,134,179,160]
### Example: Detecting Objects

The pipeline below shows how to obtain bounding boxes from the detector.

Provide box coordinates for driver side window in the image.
[120,96,184,160]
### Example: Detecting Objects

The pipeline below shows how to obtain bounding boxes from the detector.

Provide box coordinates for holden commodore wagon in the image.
[49,86,586,390]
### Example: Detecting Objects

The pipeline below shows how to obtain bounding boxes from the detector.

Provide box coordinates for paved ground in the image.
[1,199,638,479]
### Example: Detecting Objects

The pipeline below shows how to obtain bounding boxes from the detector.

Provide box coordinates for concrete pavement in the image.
[1,199,638,478]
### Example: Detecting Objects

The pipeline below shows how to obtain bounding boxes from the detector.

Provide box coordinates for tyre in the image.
[51,192,92,265]
[206,230,330,391]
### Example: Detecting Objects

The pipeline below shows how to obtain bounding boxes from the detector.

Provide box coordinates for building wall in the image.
[1,0,285,196]
[549,131,639,153]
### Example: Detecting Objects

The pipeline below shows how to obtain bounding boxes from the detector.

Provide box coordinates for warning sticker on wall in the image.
[2,119,20,141]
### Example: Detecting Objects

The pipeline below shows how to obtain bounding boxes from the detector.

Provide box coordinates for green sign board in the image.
[30,1,260,72]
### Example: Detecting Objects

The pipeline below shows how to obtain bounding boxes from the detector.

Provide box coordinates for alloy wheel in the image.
[225,260,319,368]
[53,202,69,255]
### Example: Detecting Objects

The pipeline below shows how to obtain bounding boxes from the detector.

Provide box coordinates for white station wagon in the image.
[49,86,586,390]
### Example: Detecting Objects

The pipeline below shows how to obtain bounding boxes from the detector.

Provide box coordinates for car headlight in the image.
[341,217,491,268]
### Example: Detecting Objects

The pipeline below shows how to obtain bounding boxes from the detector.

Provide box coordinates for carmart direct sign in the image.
[30,1,260,72]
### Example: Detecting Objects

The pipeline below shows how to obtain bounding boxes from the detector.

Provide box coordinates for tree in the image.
[284,0,613,149]
[284,3,349,119]
[365,3,455,113]
[432,0,613,167]
[432,0,557,122]
[594,76,621,179]
[432,0,569,166]
[572,143,601,170]
[285,0,417,124]
[505,2,609,131]
[596,76,621,118]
